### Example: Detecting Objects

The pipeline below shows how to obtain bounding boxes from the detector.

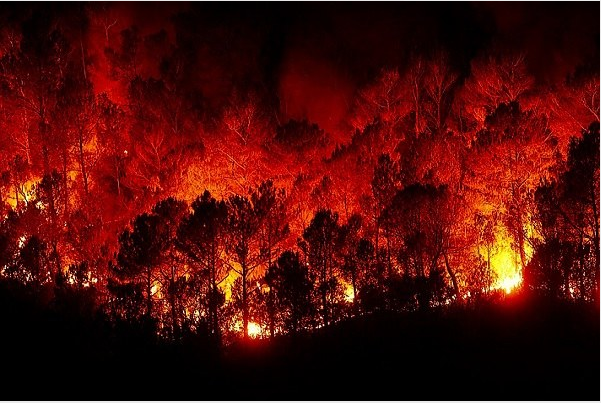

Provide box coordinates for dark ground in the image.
[0,280,598,400]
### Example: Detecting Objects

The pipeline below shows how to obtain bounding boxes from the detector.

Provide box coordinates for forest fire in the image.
[0,3,598,400]
[0,1,598,380]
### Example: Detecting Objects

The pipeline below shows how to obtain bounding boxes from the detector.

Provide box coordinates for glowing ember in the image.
[247,322,261,338]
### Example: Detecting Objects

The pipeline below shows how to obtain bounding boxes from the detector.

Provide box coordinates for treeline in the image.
[0,4,599,343]
[1,122,598,344]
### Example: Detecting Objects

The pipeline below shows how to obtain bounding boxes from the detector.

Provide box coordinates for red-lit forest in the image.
[0,3,598,400]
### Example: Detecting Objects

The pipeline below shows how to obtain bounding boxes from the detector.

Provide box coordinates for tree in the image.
[96,93,129,198]
[338,213,363,313]
[468,102,557,271]
[351,68,408,132]
[371,153,401,270]
[461,53,534,128]
[57,71,98,198]
[35,170,67,278]
[226,194,261,339]
[302,209,342,326]
[127,75,202,202]
[177,190,228,341]
[381,184,455,310]
[112,198,185,322]
[216,90,272,194]
[424,51,458,134]
[526,123,600,301]
[251,180,290,336]
[151,197,188,339]
[265,250,315,334]
[405,55,426,136]
[562,122,600,289]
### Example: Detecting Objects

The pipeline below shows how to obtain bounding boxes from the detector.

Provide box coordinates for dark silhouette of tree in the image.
[354,237,387,313]
[372,153,401,271]
[265,250,315,334]
[177,190,228,341]
[562,122,600,291]
[381,184,455,310]
[0,211,19,270]
[112,198,185,322]
[251,180,290,336]
[152,197,188,339]
[6,235,49,285]
[35,170,67,278]
[526,122,600,301]
[338,213,363,314]
[302,209,341,327]
[226,194,260,339]
[114,212,162,319]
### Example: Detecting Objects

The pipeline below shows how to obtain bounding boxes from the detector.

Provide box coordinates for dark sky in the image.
[171,1,599,132]
[176,1,599,81]
[1,1,598,133]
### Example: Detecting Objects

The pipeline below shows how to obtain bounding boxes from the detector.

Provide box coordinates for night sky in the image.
[2,1,597,134]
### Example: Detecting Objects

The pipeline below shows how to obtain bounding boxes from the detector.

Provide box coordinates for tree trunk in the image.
[321,250,328,327]
[578,236,586,301]
[443,250,460,300]
[209,248,221,343]
[62,148,69,217]
[146,267,152,318]
[14,182,19,208]
[374,212,380,260]
[385,228,392,277]
[242,257,249,339]
[78,130,89,195]
[170,265,179,340]
[115,157,121,196]
[351,269,358,315]
[590,186,600,301]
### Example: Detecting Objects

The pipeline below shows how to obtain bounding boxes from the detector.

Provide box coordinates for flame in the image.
[495,272,522,294]
[4,178,39,209]
[247,322,261,338]
[150,281,163,299]
[342,280,355,302]
[489,244,521,294]
[481,225,527,295]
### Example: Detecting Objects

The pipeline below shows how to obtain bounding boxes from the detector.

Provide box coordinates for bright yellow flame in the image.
[495,273,522,294]
[150,281,163,299]
[343,281,355,302]
[247,322,261,338]
[4,178,39,209]
[479,224,526,295]
[489,244,521,294]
